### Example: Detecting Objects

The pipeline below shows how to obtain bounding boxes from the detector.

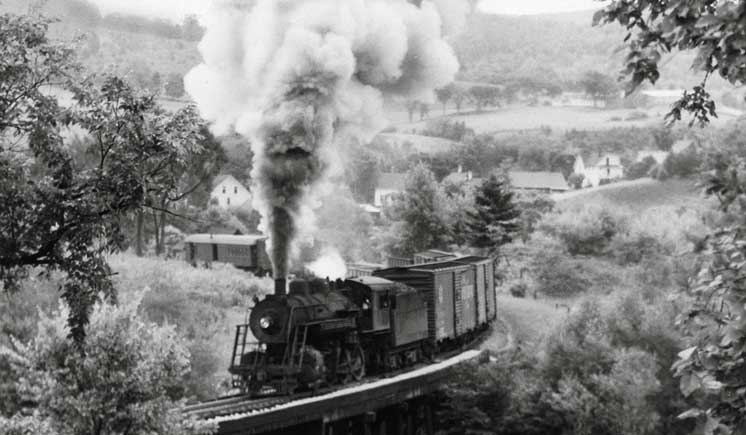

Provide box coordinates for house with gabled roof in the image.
[374,172,407,207]
[210,174,252,209]
[571,152,624,187]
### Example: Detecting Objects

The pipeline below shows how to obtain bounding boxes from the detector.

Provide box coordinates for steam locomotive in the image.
[229,255,496,396]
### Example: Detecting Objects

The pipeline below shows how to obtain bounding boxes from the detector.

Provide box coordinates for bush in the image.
[540,205,627,256]
[626,156,657,179]
[510,282,528,298]
[1,294,216,435]
[607,231,667,265]
[567,173,584,189]
[534,255,592,297]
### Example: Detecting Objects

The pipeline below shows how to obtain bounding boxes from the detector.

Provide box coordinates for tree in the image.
[1,294,215,435]
[405,100,419,122]
[469,85,501,111]
[73,78,205,258]
[435,85,453,114]
[593,1,746,125]
[181,14,204,41]
[165,72,185,98]
[452,86,469,113]
[466,175,520,253]
[0,13,123,343]
[0,13,205,342]
[652,125,675,151]
[347,148,380,203]
[579,71,618,107]
[388,163,451,255]
[627,156,657,180]
[596,4,746,430]
[419,102,430,120]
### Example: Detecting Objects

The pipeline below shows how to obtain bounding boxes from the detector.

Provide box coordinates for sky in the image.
[478,0,599,15]
[88,0,601,23]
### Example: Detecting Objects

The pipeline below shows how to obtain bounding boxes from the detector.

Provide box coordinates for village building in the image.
[572,153,624,187]
[374,172,407,207]
[508,171,570,193]
[210,174,252,209]
[443,165,484,192]
[635,150,670,165]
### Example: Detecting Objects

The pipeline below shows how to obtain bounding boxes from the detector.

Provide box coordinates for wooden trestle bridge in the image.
[183,350,484,435]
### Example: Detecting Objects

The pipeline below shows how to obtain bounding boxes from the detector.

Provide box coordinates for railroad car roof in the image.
[347,276,395,288]
[184,234,267,245]
[375,255,494,274]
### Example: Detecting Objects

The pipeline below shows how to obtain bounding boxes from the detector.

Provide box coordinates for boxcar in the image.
[184,234,272,274]
[373,255,496,345]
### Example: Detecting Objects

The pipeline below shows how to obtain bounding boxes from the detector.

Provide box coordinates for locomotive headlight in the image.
[259,315,273,330]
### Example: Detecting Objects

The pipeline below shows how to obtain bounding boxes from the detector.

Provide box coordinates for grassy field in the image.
[556,178,709,212]
[496,295,568,346]
[389,104,741,135]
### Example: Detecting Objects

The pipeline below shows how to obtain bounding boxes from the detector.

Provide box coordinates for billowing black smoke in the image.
[186,0,464,282]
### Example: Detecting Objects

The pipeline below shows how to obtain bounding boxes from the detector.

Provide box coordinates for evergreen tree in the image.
[466,175,520,253]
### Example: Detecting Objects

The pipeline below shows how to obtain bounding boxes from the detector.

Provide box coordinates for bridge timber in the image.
[189,349,484,435]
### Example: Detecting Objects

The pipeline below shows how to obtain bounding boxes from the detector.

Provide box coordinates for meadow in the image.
[389,103,742,135]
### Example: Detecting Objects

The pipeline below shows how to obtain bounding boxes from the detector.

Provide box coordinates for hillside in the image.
[0,2,732,101]
[453,10,727,92]
[0,0,200,80]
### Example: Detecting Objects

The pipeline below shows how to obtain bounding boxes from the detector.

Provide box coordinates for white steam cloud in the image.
[306,248,348,280]
[186,0,461,279]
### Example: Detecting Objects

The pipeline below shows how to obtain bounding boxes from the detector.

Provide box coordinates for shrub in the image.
[534,255,592,297]
[567,173,584,189]
[510,282,528,298]
[1,294,216,435]
[626,156,657,179]
[540,205,627,256]
[607,231,667,265]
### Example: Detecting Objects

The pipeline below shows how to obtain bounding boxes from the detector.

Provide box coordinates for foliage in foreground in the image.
[0,12,207,343]
[439,293,688,435]
[0,293,216,435]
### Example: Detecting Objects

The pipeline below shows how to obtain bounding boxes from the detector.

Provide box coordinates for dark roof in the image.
[508,171,569,191]
[377,172,407,191]
[377,255,491,273]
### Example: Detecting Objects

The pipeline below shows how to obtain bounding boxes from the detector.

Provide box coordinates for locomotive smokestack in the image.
[275,278,287,296]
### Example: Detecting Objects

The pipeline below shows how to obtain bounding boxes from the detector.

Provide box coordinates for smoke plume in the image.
[186,0,460,279]
[306,247,348,280]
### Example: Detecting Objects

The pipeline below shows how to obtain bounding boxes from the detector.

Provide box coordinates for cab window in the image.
[379,294,390,309]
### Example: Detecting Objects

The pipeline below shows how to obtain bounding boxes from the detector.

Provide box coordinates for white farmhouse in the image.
[210,174,252,209]
[573,153,624,187]
[374,172,407,207]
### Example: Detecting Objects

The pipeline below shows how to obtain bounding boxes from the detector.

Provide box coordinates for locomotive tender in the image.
[229,255,496,396]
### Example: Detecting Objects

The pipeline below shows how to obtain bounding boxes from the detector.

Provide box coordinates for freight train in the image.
[229,255,496,396]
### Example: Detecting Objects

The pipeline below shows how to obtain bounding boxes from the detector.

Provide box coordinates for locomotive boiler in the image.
[229,256,496,397]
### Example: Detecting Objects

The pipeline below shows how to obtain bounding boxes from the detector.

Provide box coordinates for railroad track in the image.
[183,326,493,421]
[183,395,298,420]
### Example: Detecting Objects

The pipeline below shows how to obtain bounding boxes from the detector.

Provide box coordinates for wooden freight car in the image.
[373,256,496,347]
[184,234,272,274]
